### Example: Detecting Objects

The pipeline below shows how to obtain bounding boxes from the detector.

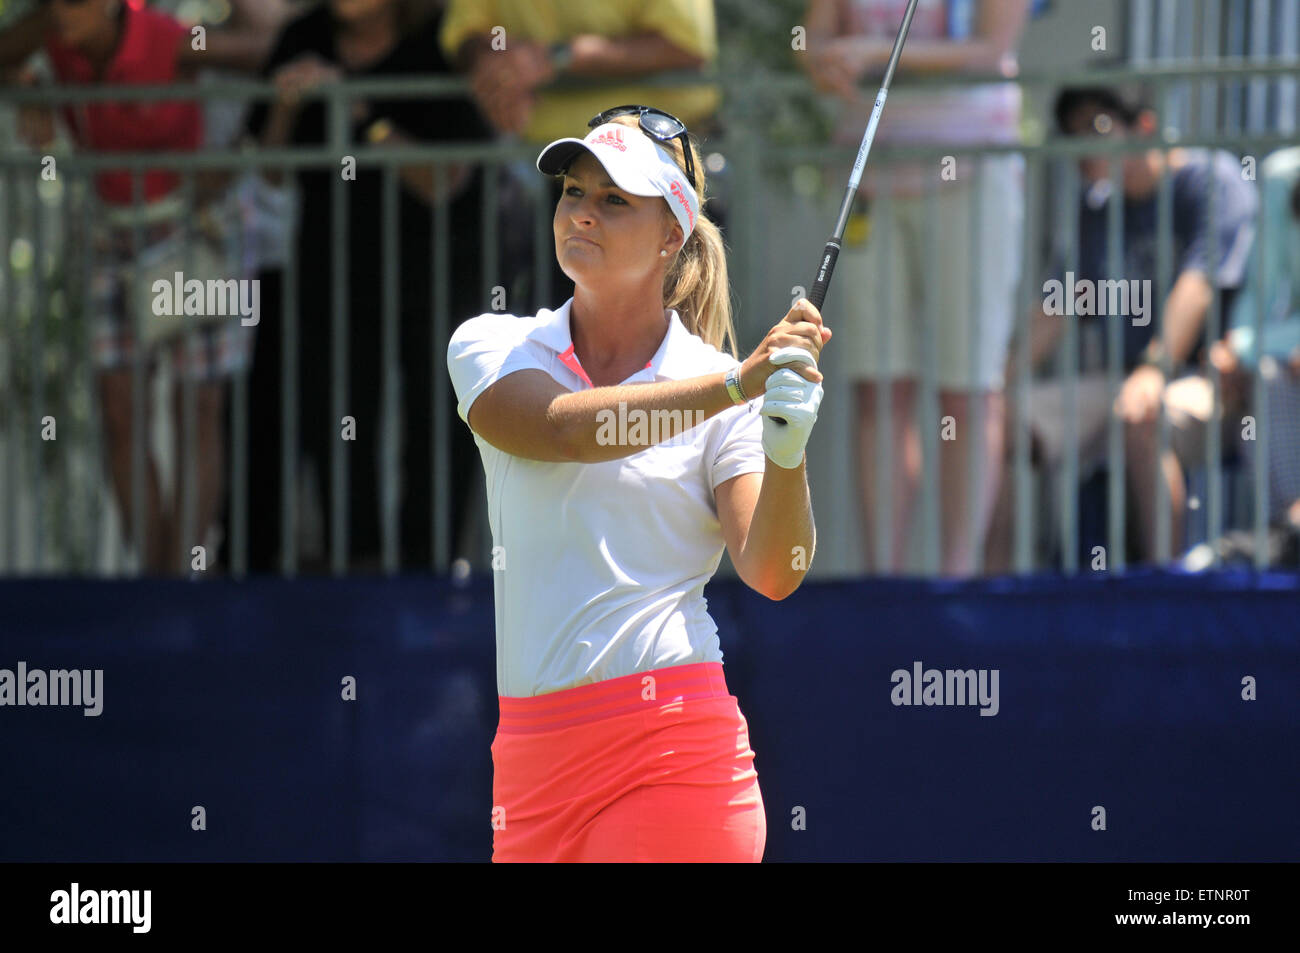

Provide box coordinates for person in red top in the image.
[1,0,272,574]
[44,0,202,203]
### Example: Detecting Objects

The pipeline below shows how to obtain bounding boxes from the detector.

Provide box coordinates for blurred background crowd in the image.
[0,0,1297,579]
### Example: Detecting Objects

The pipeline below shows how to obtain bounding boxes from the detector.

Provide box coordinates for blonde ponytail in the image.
[664,214,736,359]
[606,114,739,360]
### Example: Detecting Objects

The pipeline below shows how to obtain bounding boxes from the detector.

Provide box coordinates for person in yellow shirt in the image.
[439,0,720,144]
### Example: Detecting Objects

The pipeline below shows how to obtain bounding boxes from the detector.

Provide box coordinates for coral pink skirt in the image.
[491,661,766,862]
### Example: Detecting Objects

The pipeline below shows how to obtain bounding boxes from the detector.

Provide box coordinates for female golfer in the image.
[447,106,830,862]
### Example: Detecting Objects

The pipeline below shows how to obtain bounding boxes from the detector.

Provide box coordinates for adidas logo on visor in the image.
[590,128,627,151]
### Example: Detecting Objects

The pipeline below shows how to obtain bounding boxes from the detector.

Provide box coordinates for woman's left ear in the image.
[667,221,684,252]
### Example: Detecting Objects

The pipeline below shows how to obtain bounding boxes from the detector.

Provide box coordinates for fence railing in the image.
[1,60,1297,577]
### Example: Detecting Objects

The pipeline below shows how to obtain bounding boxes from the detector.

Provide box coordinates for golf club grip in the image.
[809,238,841,311]
[768,239,840,428]
[769,241,838,429]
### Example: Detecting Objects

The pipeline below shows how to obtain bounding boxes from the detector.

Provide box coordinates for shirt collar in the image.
[532,297,693,384]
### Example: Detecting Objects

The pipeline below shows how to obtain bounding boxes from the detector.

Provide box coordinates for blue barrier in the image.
[0,571,1296,861]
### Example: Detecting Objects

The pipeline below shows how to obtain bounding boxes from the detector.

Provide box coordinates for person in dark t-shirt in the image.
[242,0,492,572]
[986,85,1258,570]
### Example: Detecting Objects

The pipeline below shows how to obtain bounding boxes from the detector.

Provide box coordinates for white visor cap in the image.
[536,122,699,240]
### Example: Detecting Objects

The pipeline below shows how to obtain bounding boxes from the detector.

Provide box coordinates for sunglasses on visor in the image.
[587,105,697,193]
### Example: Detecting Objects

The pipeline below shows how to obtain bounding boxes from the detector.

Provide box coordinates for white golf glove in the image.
[760,347,823,469]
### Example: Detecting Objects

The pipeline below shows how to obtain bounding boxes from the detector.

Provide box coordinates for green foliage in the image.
[2,177,95,570]
[715,0,836,145]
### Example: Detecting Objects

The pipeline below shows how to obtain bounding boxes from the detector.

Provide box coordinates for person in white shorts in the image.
[803,0,1032,576]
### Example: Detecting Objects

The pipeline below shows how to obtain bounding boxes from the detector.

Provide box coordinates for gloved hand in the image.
[760,347,823,468]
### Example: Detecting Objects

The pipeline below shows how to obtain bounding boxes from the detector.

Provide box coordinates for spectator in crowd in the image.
[802,0,1032,577]
[985,85,1259,571]
[0,0,272,574]
[196,0,300,152]
[440,0,717,145]
[1195,147,1300,566]
[438,0,720,310]
[243,0,493,572]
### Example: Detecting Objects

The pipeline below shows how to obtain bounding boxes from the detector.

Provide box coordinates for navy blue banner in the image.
[0,570,1296,862]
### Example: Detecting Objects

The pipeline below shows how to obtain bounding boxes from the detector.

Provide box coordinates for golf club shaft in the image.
[769,0,919,430]
[808,0,920,312]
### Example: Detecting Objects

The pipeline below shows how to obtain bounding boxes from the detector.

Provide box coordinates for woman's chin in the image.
[557,254,600,286]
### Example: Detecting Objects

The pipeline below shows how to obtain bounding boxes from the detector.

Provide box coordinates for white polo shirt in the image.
[447,297,768,697]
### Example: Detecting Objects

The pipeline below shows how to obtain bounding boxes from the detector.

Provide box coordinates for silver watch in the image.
[724,366,749,405]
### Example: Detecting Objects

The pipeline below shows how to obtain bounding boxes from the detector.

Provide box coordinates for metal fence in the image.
[1,60,1297,578]
[1130,0,1299,135]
